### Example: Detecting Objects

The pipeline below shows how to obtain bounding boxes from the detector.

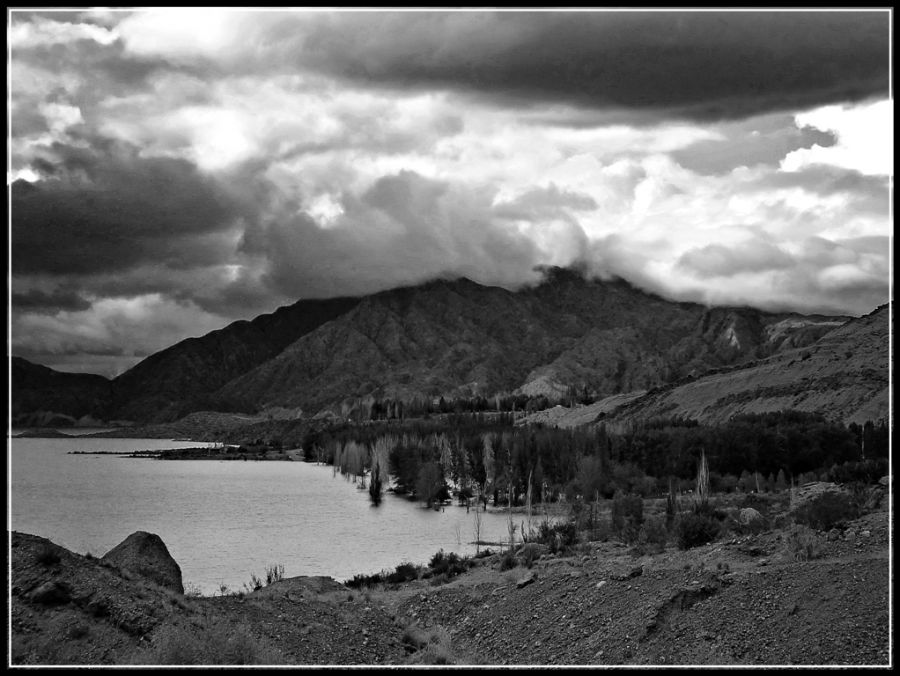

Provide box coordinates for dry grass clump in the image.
[134,617,284,665]
[783,524,826,561]
[35,543,61,566]
[404,624,454,665]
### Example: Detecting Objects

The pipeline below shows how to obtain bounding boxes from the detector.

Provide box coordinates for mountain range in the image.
[11,267,888,428]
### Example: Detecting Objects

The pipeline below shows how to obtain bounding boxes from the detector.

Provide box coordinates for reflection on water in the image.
[10,437,523,594]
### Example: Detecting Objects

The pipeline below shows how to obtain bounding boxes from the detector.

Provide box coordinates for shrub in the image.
[139,619,284,665]
[428,550,468,579]
[610,491,644,544]
[36,544,61,566]
[387,562,420,584]
[265,563,285,586]
[519,543,543,568]
[245,573,264,593]
[345,572,385,589]
[828,459,889,485]
[675,512,721,550]
[636,515,668,554]
[403,624,453,664]
[783,524,825,561]
[792,491,859,530]
[499,551,518,571]
[534,520,579,554]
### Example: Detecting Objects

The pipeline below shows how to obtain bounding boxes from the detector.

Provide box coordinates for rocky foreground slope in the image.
[11,493,890,666]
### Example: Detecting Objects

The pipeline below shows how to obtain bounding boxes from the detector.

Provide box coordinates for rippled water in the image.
[9,436,520,594]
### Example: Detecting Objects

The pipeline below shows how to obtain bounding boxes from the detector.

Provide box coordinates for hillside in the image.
[11,357,113,428]
[12,268,860,424]
[526,304,889,429]
[108,296,360,422]
[210,269,845,417]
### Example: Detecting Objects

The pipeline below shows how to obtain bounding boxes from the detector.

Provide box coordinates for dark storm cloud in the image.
[294,11,888,121]
[10,288,92,313]
[11,140,248,276]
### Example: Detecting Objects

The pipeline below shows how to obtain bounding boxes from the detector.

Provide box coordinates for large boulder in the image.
[101,531,184,594]
[738,507,764,526]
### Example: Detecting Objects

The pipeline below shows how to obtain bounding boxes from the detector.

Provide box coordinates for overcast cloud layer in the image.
[9,9,892,376]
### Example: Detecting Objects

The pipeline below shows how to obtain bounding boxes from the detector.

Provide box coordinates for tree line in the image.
[300,411,888,507]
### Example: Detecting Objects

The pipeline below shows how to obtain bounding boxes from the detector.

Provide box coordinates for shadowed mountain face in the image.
[11,357,113,427]
[108,296,360,422]
[12,268,865,424]
[208,269,849,417]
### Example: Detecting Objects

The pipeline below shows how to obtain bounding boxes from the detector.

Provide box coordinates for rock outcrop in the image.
[101,531,184,594]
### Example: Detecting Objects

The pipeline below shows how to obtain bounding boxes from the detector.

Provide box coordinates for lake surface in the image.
[8,436,522,595]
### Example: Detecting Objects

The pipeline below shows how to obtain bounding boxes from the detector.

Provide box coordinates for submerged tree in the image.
[369,435,395,506]
[695,449,710,510]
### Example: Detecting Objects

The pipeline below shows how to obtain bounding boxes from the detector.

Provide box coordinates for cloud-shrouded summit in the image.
[9,9,892,377]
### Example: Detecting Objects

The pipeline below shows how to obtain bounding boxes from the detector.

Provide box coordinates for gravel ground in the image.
[10,502,891,666]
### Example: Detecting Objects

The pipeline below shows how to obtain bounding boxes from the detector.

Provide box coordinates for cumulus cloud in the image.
[781,99,892,175]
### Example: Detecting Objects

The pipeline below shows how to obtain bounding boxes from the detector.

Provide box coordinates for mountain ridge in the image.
[12,267,875,425]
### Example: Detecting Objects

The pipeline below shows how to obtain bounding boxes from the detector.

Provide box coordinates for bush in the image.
[345,572,385,589]
[783,524,825,561]
[428,550,468,579]
[610,491,644,544]
[265,563,285,586]
[139,619,284,665]
[387,562,420,584]
[36,544,61,566]
[534,520,579,554]
[499,551,518,571]
[636,516,668,554]
[518,543,544,568]
[404,624,453,664]
[792,491,859,530]
[828,458,889,485]
[675,512,721,550]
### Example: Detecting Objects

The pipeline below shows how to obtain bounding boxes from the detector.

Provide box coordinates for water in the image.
[8,436,521,594]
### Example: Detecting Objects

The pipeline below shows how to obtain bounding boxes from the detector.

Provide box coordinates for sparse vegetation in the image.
[534,520,578,554]
[610,490,644,544]
[36,544,60,566]
[784,524,826,561]
[499,550,518,571]
[136,618,284,665]
[792,491,860,531]
[635,515,668,554]
[265,563,285,586]
[674,512,721,550]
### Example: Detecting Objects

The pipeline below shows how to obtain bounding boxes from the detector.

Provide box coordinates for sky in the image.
[8,9,893,378]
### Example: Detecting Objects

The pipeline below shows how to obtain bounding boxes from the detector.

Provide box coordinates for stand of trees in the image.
[303,410,888,507]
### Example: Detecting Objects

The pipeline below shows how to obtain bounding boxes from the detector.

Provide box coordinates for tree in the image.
[472,487,484,555]
[695,450,710,510]
[416,461,447,509]
[369,435,395,506]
